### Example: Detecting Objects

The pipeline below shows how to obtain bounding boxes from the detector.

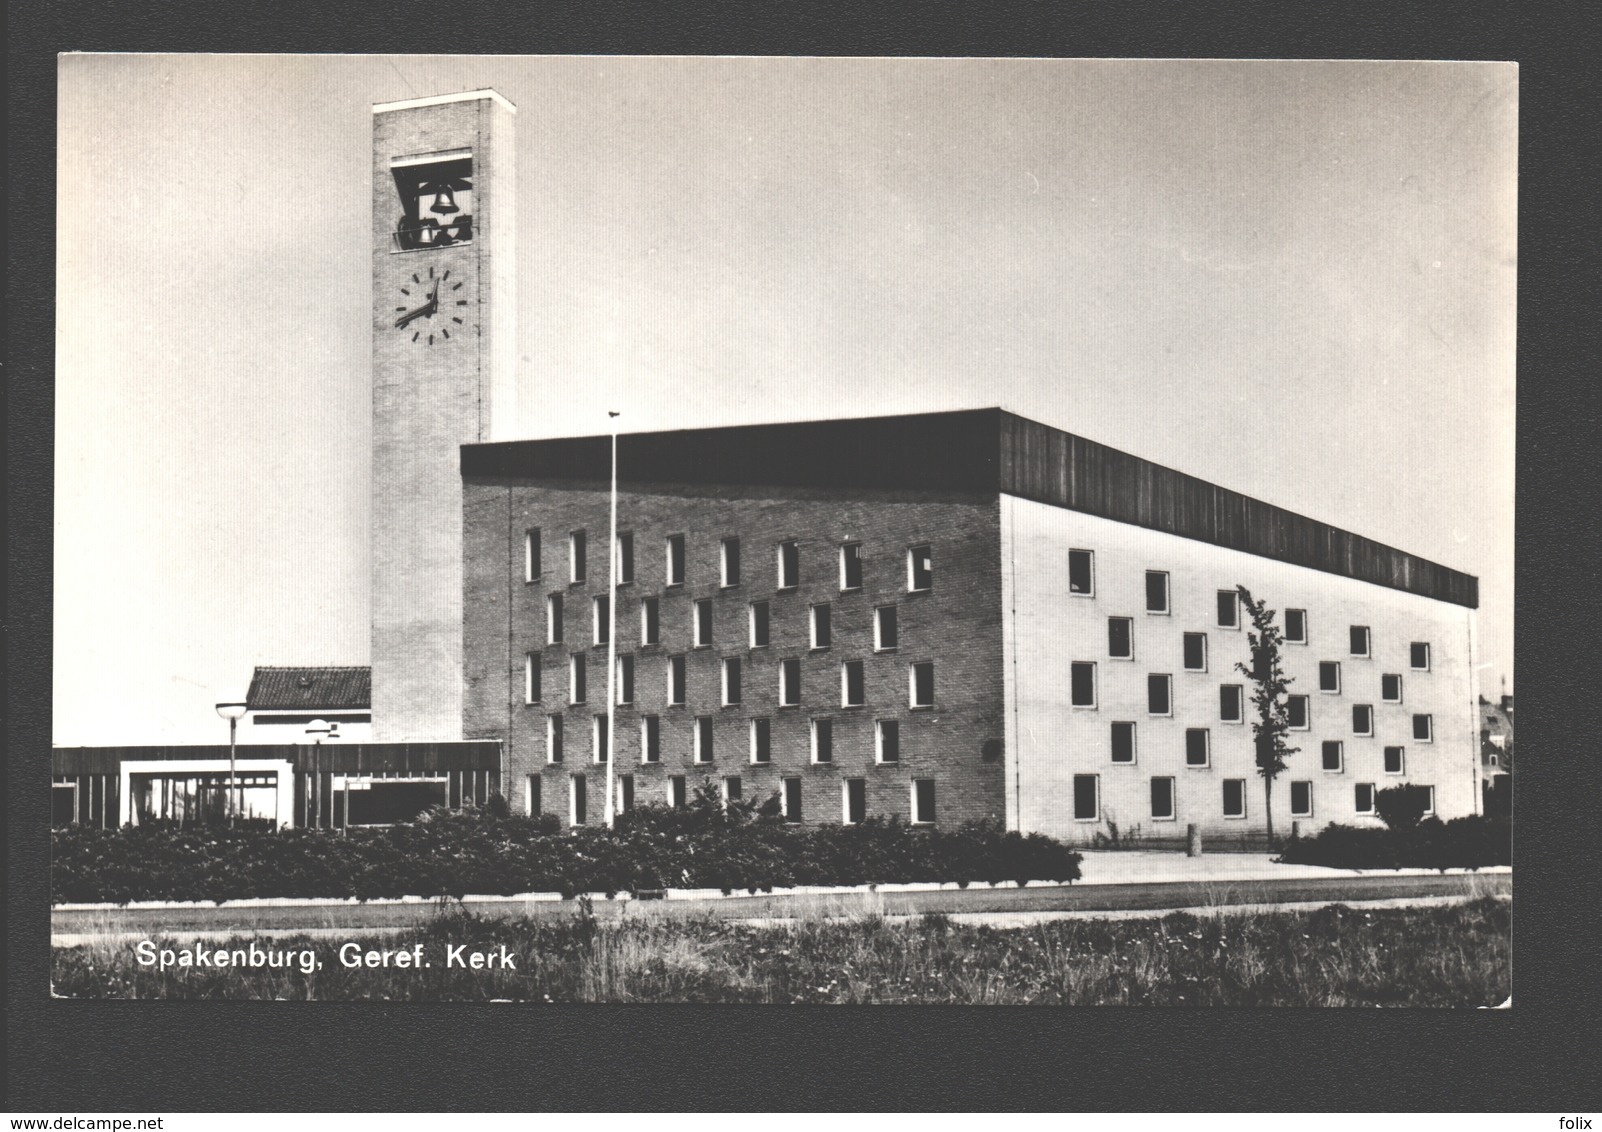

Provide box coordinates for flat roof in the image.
[461,408,1477,607]
[373,89,516,115]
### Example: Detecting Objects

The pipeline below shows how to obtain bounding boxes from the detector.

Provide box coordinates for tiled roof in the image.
[247,667,371,711]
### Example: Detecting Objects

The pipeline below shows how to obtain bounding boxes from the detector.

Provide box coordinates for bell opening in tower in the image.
[390,153,474,251]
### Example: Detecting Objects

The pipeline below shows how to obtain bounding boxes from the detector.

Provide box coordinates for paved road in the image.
[53,872,1509,942]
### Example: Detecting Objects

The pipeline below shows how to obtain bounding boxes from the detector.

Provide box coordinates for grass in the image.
[51,896,1511,1006]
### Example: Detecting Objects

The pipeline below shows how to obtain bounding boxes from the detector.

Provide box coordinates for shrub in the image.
[1278,814,1509,872]
[51,796,1083,904]
[1374,784,1434,832]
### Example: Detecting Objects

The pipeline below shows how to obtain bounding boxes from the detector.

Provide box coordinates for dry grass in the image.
[52,896,1511,1006]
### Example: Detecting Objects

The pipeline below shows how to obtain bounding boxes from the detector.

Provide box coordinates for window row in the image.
[540,714,911,767]
[524,529,935,595]
[1069,554,1436,666]
[541,594,904,653]
[1100,722,1425,770]
[525,653,936,710]
[1070,775,1435,822]
[536,773,937,826]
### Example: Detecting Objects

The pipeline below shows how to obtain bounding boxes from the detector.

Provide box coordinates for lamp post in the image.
[605,411,619,828]
[215,701,248,826]
[305,718,339,830]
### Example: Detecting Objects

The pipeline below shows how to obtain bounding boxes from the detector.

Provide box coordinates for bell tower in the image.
[370,90,516,741]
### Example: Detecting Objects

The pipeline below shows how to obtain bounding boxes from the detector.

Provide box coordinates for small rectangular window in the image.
[593,714,609,764]
[723,657,742,706]
[593,595,610,645]
[570,654,587,704]
[1185,728,1210,767]
[912,779,937,825]
[841,543,863,590]
[1073,774,1100,821]
[669,775,687,810]
[1321,740,1344,773]
[721,537,741,587]
[1107,616,1133,659]
[526,773,542,815]
[1287,694,1310,730]
[750,601,771,648]
[908,545,933,592]
[1413,714,1433,742]
[617,654,635,705]
[524,652,542,704]
[694,717,714,763]
[1319,661,1341,694]
[1410,642,1431,671]
[570,530,587,584]
[780,657,801,706]
[616,532,634,585]
[844,778,867,824]
[547,594,564,644]
[641,715,661,763]
[1285,608,1307,644]
[1068,549,1094,596]
[570,774,587,825]
[1350,625,1371,657]
[1110,721,1136,764]
[874,605,899,651]
[1289,781,1313,818]
[668,655,687,705]
[1150,776,1176,820]
[1222,778,1246,819]
[524,528,541,582]
[1352,703,1373,736]
[1220,684,1244,723]
[547,714,564,764]
[782,777,803,823]
[1183,632,1208,672]
[778,540,800,589]
[911,662,935,708]
[665,534,686,586]
[1147,673,1172,716]
[1355,783,1376,815]
[810,603,832,649]
[640,597,660,646]
[750,718,771,764]
[811,717,834,764]
[1381,673,1403,703]
[842,661,865,707]
[723,776,742,805]
[1217,589,1239,629]
[1070,661,1097,708]
[1384,745,1405,775]
[693,599,714,647]
[1145,571,1170,614]
[876,719,900,764]
[1421,785,1435,816]
[619,774,635,813]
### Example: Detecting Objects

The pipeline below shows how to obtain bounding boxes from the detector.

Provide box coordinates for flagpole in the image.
[605,412,619,827]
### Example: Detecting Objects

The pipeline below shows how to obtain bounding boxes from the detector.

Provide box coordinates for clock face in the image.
[390,261,473,346]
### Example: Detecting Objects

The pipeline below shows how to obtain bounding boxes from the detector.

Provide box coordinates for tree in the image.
[1234,586,1300,845]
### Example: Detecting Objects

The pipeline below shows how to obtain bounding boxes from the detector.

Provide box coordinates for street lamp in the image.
[215,701,248,827]
[305,718,339,830]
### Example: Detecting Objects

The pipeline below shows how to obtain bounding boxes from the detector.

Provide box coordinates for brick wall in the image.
[464,477,1007,828]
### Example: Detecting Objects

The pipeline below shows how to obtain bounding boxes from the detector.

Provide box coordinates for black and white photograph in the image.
[48,54,1515,1006]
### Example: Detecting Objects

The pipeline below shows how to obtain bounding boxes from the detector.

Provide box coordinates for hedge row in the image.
[1278,815,1511,872]
[51,791,1082,904]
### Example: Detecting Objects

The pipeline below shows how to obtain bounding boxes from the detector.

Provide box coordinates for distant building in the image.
[242,666,372,743]
[1480,693,1513,777]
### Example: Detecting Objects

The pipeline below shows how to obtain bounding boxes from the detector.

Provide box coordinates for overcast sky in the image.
[55,55,1516,745]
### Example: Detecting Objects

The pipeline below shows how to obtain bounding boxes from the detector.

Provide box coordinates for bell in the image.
[428,184,460,216]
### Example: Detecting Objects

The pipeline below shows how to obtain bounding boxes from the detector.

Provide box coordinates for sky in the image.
[54,56,1516,745]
